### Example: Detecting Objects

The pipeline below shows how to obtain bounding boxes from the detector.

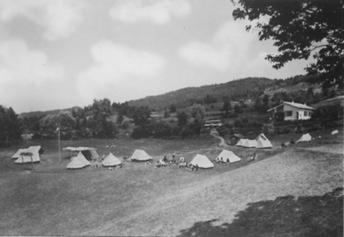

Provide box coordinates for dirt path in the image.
[298,143,344,155]
[210,129,228,147]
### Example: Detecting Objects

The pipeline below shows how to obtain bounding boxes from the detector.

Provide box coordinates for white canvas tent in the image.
[12,148,26,159]
[63,146,99,160]
[236,133,272,149]
[296,133,312,143]
[216,150,241,163]
[236,139,257,148]
[102,153,122,167]
[235,139,245,147]
[190,154,214,168]
[13,146,42,164]
[256,133,273,149]
[130,149,152,161]
[66,152,90,169]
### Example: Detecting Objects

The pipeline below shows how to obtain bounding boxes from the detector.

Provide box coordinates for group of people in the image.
[155,153,199,171]
[155,153,177,167]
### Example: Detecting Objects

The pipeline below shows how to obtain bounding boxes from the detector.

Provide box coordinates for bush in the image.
[312,104,343,122]
[180,126,194,138]
[218,126,232,137]
[131,125,151,139]
[234,105,243,113]
[234,119,244,128]
[152,122,172,138]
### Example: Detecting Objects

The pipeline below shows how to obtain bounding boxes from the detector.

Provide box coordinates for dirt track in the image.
[210,130,228,147]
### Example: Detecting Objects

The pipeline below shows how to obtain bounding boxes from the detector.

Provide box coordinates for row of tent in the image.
[189,149,242,168]
[64,131,324,169]
[236,132,319,148]
[10,145,152,167]
[10,146,239,169]
[65,151,120,169]
[11,130,338,167]
[67,149,152,169]
[67,149,242,169]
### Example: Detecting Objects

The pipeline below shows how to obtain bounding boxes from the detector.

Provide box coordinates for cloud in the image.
[179,21,255,71]
[0,39,64,84]
[179,42,229,71]
[77,41,166,102]
[180,42,229,71]
[0,39,65,112]
[0,0,84,40]
[179,20,309,79]
[109,0,191,24]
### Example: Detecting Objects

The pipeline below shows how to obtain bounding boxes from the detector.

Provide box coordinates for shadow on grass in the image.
[177,187,343,237]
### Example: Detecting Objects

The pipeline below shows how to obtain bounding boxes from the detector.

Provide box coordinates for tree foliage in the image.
[169,104,177,113]
[222,97,232,118]
[177,111,188,127]
[84,99,117,138]
[0,106,21,146]
[203,94,218,104]
[232,0,344,88]
[132,106,151,126]
[234,104,243,114]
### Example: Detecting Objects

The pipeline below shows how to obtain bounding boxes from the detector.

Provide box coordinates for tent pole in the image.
[58,128,61,163]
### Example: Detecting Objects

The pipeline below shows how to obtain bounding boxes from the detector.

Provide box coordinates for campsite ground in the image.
[0,129,343,236]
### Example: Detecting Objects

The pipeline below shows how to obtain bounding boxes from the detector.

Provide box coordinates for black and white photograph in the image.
[0,0,343,236]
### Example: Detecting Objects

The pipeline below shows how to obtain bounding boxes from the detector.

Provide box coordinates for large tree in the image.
[232,0,343,89]
[0,106,21,145]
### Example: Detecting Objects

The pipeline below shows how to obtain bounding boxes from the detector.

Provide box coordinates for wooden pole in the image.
[58,127,61,163]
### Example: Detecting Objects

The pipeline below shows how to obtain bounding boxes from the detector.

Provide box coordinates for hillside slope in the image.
[19,106,81,119]
[83,148,343,236]
[128,77,273,109]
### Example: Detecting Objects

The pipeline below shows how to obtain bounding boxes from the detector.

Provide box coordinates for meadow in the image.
[0,130,342,236]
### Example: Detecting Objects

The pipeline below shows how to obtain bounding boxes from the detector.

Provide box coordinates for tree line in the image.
[17,98,205,142]
[0,106,21,146]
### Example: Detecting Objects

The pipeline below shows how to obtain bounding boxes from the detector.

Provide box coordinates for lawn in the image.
[0,130,342,236]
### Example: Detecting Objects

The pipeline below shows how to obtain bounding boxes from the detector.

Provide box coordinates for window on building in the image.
[304,111,308,116]
[285,111,292,117]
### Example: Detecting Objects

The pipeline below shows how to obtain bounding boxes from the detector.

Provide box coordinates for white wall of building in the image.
[283,104,312,121]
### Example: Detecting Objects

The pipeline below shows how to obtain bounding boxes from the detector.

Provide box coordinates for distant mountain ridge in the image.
[20,74,325,117]
[128,77,274,109]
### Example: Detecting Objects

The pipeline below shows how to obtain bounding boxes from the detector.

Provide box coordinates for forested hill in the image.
[128,77,273,109]
[10,73,333,141]
[19,106,82,119]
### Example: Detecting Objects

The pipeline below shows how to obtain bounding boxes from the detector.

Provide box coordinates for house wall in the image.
[283,104,312,121]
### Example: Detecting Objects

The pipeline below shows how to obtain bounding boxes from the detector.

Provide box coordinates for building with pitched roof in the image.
[267,101,315,121]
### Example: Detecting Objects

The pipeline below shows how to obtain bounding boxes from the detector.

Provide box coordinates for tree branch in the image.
[310,44,328,52]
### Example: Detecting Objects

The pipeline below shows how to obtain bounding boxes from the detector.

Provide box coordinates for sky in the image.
[0,0,310,113]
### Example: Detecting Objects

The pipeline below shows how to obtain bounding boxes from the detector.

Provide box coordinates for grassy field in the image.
[0,129,342,236]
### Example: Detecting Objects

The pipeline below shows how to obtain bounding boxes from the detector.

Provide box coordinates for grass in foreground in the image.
[0,132,342,236]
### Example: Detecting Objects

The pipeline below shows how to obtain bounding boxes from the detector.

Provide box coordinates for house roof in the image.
[267,101,315,112]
